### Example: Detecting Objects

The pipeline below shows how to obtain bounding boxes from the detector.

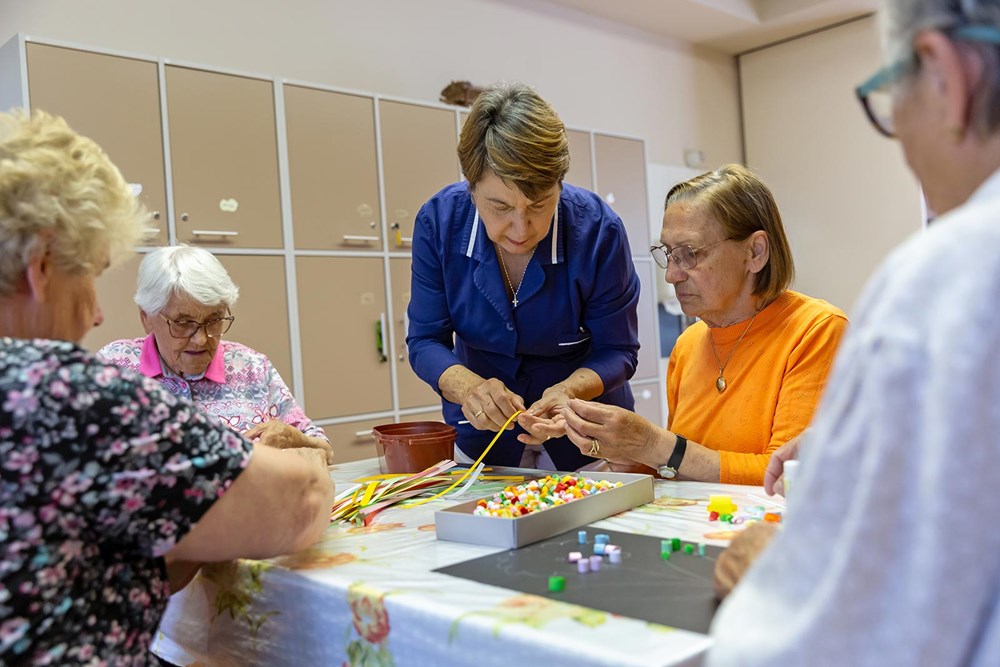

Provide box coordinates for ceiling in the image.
[537,0,878,53]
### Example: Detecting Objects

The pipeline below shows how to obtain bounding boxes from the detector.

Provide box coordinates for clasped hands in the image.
[244,419,335,465]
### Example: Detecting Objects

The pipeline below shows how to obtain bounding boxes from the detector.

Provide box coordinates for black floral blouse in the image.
[0,338,253,665]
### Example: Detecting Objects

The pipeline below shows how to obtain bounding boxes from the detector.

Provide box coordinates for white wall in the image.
[740,16,923,313]
[0,0,743,168]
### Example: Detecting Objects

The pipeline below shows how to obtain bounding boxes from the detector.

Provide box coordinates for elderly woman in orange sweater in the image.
[544,164,847,485]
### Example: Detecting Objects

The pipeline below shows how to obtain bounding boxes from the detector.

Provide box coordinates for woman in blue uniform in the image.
[406,82,640,471]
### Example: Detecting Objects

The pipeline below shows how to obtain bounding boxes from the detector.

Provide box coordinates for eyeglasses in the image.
[160,312,235,339]
[856,24,1000,139]
[649,239,729,271]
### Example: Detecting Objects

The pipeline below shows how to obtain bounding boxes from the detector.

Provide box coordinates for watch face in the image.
[658,466,677,479]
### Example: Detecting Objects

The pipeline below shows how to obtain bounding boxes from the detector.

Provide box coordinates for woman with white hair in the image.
[709,0,1000,664]
[98,245,333,463]
[0,111,333,665]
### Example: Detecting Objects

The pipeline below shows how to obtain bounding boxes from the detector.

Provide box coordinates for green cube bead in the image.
[683,544,695,554]
[672,538,681,550]
[548,576,566,592]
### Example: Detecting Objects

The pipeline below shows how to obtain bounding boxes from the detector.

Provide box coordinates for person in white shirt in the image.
[708,1,1000,665]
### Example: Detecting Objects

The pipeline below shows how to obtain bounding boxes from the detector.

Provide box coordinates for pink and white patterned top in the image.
[98,335,327,441]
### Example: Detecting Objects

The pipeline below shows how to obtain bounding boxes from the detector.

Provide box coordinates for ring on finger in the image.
[588,438,600,457]
[474,409,485,419]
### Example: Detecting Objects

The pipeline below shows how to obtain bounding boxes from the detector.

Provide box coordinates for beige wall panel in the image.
[166,66,282,248]
[82,254,145,353]
[402,410,445,424]
[26,44,167,245]
[285,85,381,250]
[216,255,292,387]
[324,417,383,464]
[380,100,458,251]
[297,257,391,419]
[740,17,922,312]
[631,383,664,428]
[389,258,440,409]
[634,260,659,382]
[595,134,651,253]
[565,129,593,191]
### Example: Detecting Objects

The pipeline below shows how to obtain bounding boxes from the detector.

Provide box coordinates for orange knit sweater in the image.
[667,290,848,485]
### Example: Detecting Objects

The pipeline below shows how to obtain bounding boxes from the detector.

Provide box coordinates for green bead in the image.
[683,544,695,554]
[548,576,566,592]
[672,538,681,550]
[661,550,672,560]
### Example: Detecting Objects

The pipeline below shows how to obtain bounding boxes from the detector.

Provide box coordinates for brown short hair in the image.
[458,82,569,201]
[665,164,794,303]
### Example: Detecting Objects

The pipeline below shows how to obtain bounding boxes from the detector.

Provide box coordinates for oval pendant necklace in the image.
[709,309,760,393]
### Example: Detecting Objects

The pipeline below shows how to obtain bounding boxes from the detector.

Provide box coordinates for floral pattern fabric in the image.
[0,338,253,666]
[97,336,326,440]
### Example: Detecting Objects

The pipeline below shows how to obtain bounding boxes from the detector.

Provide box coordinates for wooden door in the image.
[217,256,293,386]
[166,66,282,248]
[285,85,381,250]
[380,101,458,251]
[82,253,145,353]
[565,129,593,191]
[633,259,659,382]
[594,134,650,254]
[26,44,167,245]
[297,257,391,419]
[389,258,440,409]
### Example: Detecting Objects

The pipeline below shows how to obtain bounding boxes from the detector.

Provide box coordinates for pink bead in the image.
[568,551,583,562]
[577,558,590,573]
[589,555,602,571]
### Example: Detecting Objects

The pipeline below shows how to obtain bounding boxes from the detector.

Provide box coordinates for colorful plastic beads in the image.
[707,495,738,515]
[549,575,566,592]
[472,475,623,518]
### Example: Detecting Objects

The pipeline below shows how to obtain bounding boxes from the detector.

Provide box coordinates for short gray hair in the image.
[135,245,239,315]
[883,0,1000,136]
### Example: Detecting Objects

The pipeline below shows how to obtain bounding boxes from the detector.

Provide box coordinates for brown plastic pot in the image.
[372,421,456,474]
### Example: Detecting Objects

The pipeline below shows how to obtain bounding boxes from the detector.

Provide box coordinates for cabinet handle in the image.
[181,213,189,221]
[398,236,413,247]
[192,230,239,237]
[152,211,161,220]
[376,313,388,363]
[343,235,379,244]
[354,430,375,439]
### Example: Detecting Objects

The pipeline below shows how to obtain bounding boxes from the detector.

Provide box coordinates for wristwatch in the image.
[657,434,688,479]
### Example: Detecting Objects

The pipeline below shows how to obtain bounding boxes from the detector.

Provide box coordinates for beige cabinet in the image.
[631,382,664,428]
[634,260,659,382]
[285,86,382,250]
[389,258,440,409]
[166,66,282,248]
[402,409,445,424]
[324,417,384,464]
[218,255,293,387]
[595,134,650,253]
[297,257,392,419]
[565,129,594,191]
[26,44,168,246]
[379,100,459,251]
[82,254,145,353]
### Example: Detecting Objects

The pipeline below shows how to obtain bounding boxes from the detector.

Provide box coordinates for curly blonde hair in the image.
[458,82,569,201]
[0,110,150,296]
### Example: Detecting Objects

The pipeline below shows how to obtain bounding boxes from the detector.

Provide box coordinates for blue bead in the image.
[578,530,587,544]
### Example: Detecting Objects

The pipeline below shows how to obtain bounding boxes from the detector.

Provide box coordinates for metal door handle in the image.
[192,230,239,237]
[343,235,379,244]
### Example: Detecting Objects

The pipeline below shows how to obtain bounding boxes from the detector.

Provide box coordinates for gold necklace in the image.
[496,244,536,308]
[709,310,760,393]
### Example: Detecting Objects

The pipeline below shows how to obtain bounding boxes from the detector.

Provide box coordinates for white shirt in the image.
[708,168,1000,666]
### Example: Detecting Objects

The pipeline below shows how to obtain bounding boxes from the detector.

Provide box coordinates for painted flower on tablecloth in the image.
[346,522,404,536]
[344,583,395,667]
[451,593,606,640]
[633,497,698,515]
[275,549,357,571]
[703,530,740,541]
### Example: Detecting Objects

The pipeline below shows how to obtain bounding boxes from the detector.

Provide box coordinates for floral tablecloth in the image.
[152,459,784,667]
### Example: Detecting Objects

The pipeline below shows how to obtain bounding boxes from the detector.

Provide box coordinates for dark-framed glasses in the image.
[160,312,235,339]
[856,24,1000,139]
[649,239,728,271]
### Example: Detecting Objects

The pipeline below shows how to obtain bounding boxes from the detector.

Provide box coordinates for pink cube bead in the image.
[568,551,583,562]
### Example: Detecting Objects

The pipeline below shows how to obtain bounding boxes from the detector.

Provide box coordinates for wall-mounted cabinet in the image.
[564,129,594,191]
[595,134,650,250]
[285,85,382,251]
[25,44,168,246]
[166,66,283,249]
[389,258,440,410]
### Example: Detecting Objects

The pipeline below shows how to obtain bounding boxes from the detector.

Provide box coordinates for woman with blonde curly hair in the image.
[0,111,333,665]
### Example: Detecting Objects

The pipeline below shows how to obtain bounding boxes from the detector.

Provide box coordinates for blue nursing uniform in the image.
[407,181,641,470]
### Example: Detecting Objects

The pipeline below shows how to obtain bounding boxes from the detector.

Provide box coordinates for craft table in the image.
[152,459,784,667]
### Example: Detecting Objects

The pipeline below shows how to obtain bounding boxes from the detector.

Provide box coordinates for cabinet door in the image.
[285,86,381,250]
[82,254,145,353]
[380,101,458,252]
[402,409,445,424]
[634,259,659,382]
[166,66,282,248]
[389,258,440,409]
[217,256,293,387]
[565,129,593,190]
[297,257,391,419]
[26,44,167,245]
[324,417,385,464]
[594,134,650,254]
[631,383,664,428]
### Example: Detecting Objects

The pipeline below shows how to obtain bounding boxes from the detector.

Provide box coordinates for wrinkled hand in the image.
[462,378,526,432]
[764,434,804,497]
[244,420,334,465]
[517,385,573,445]
[713,522,779,600]
[560,398,658,463]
